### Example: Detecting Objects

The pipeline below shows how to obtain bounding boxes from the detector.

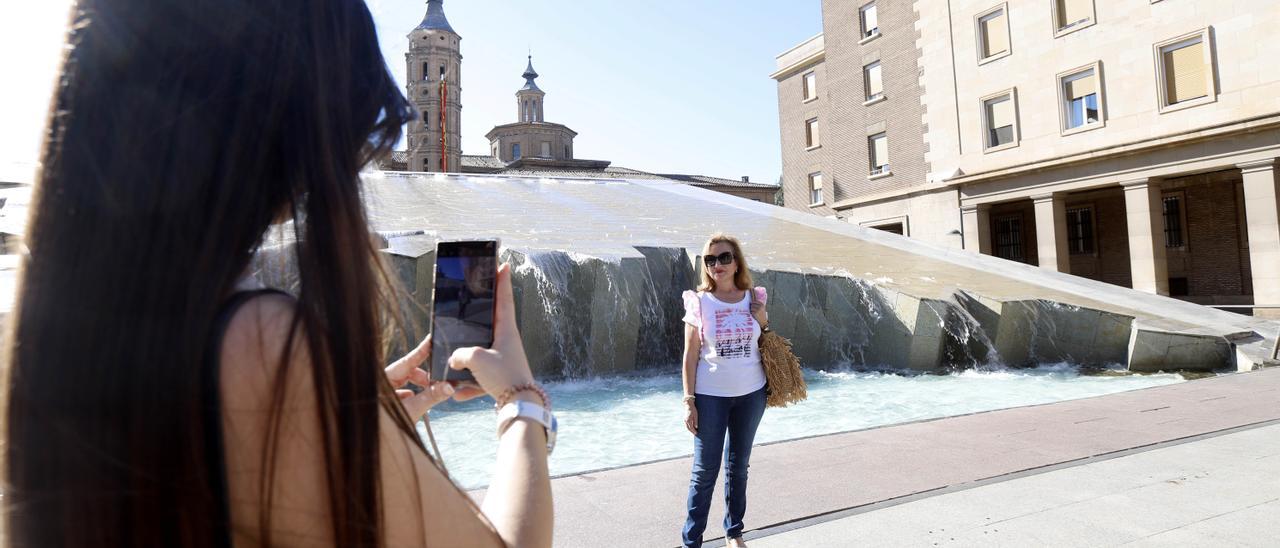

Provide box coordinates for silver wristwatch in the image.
[496,400,558,454]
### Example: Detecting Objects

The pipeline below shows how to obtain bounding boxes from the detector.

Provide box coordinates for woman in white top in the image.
[680,233,768,548]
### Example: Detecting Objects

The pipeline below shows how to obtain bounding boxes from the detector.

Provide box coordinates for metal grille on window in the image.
[1066,207,1094,255]
[1163,196,1184,247]
[995,215,1024,261]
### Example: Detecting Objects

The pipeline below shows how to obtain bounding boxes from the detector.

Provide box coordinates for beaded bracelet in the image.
[494,382,551,411]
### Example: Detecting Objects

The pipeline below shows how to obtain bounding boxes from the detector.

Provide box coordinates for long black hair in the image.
[3,0,418,545]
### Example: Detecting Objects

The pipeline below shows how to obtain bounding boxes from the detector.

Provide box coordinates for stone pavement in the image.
[749,421,1280,547]
[507,367,1280,547]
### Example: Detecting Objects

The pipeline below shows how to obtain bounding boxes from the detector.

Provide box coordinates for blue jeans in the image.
[682,386,766,547]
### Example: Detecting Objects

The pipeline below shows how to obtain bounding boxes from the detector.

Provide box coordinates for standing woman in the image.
[3,1,552,546]
[680,233,769,548]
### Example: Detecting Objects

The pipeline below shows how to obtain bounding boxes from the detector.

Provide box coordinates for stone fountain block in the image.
[1128,329,1232,372]
[634,246,696,369]
[818,275,878,367]
[866,288,950,372]
[584,253,648,377]
[505,249,580,378]
[991,299,1133,367]
[381,234,439,355]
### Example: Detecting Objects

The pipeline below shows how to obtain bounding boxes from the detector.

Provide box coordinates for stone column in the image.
[1032,193,1070,272]
[1122,178,1169,295]
[961,203,991,254]
[1238,159,1280,315]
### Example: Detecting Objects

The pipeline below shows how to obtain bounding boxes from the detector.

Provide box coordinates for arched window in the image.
[422,62,429,81]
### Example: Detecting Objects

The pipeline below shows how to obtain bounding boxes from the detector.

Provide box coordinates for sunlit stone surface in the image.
[258,172,1280,378]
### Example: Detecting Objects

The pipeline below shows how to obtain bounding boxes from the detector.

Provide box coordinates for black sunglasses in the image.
[703,252,735,268]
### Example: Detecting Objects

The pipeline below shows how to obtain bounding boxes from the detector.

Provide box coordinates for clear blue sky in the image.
[2,1,823,186]
[366,0,822,184]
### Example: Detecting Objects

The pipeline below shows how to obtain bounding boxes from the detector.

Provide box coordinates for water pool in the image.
[418,365,1185,490]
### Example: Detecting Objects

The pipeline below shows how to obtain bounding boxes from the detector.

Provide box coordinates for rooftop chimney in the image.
[741,176,750,183]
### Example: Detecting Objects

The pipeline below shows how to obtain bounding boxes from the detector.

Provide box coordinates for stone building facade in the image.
[775,0,1280,311]
[405,0,462,173]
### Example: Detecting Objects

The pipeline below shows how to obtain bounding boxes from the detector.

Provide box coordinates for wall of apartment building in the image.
[842,189,963,247]
[1064,188,1131,288]
[917,0,1280,177]
[818,0,930,203]
[776,55,834,216]
[1018,170,1250,299]
[1164,171,1252,300]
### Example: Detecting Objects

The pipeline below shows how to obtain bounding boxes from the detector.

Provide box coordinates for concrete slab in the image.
[751,423,1280,548]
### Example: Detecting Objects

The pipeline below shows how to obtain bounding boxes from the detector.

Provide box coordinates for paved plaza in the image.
[502,367,1280,547]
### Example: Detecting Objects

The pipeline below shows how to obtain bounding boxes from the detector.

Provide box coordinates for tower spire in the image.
[416,0,455,34]
[521,55,541,91]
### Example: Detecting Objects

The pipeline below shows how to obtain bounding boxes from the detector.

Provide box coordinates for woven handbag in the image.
[752,290,807,408]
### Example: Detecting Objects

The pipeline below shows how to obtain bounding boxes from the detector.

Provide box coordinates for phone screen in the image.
[430,240,498,383]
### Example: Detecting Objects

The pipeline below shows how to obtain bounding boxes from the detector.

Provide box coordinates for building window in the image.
[874,223,904,235]
[1156,31,1214,112]
[868,132,889,176]
[512,143,521,159]
[1052,0,1094,36]
[1058,63,1104,133]
[808,172,824,205]
[1163,194,1185,248]
[565,145,572,158]
[1066,206,1095,255]
[422,62,429,81]
[863,62,883,101]
[540,142,551,157]
[805,118,820,149]
[803,71,817,101]
[994,214,1024,261]
[981,90,1018,151]
[860,3,879,39]
[424,159,431,171]
[977,6,1010,62]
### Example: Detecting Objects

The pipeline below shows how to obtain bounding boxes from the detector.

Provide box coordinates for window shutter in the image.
[872,135,889,167]
[1165,41,1207,104]
[1058,0,1090,27]
[804,72,817,99]
[982,12,1008,57]
[1065,71,1096,100]
[863,5,878,33]
[811,120,820,146]
[989,96,1014,129]
[812,173,823,190]
[866,64,883,97]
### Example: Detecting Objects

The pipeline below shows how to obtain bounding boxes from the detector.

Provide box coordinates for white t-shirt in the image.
[682,288,767,397]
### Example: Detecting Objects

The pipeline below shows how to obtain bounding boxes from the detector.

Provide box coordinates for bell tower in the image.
[516,56,545,123]
[405,0,462,172]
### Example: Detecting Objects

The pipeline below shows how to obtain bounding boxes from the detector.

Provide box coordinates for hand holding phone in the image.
[430,240,498,384]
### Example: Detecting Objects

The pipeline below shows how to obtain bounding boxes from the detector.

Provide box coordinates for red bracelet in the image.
[494,382,550,411]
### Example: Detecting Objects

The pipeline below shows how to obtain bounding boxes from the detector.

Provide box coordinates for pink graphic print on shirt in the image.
[713,305,754,359]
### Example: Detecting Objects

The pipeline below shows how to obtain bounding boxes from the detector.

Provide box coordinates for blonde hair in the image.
[697,233,754,292]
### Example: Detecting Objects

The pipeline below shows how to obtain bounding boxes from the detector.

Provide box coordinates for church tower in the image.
[485,56,577,163]
[516,56,545,123]
[405,0,462,172]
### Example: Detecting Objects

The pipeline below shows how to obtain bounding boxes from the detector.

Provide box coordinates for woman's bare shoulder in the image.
[219,293,307,402]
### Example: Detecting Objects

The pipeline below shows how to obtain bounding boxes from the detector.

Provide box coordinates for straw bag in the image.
[752,289,807,408]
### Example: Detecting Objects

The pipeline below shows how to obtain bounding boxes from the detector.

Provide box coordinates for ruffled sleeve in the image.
[753,286,767,305]
[681,290,701,328]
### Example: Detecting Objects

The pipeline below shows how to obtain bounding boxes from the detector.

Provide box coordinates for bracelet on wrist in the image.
[494,382,550,411]
[682,394,696,404]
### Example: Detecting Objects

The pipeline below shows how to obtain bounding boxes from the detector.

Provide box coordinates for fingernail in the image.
[442,384,455,395]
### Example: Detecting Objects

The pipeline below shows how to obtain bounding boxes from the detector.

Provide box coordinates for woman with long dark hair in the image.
[680,233,768,548]
[2,1,552,546]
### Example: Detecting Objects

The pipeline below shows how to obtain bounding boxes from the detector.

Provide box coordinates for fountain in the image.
[282,171,1280,377]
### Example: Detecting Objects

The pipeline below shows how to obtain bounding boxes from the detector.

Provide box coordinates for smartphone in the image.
[430,240,499,383]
